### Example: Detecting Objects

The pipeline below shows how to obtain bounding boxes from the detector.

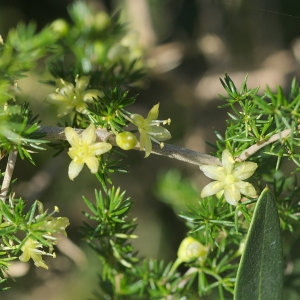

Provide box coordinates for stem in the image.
[38,126,222,166]
[38,125,296,165]
[236,127,295,162]
[0,150,18,202]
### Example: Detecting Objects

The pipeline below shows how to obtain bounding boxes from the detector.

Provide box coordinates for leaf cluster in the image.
[0,101,47,163]
[0,198,69,290]
[216,73,300,169]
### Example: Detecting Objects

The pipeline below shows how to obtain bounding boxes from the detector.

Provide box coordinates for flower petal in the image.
[57,103,75,117]
[139,130,147,150]
[148,125,171,141]
[233,162,258,180]
[200,165,226,181]
[84,156,99,173]
[201,181,225,198]
[82,90,104,102]
[235,181,257,197]
[75,102,88,114]
[31,253,48,269]
[131,114,145,128]
[82,124,96,144]
[222,149,235,174]
[75,76,90,92]
[57,78,73,90]
[65,127,81,146]
[224,184,241,205]
[146,103,159,121]
[44,93,68,104]
[144,134,152,157]
[68,160,84,180]
[90,142,112,155]
[19,251,30,262]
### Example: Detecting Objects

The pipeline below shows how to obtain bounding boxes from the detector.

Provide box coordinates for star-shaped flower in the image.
[65,123,112,180]
[19,238,50,269]
[44,75,103,117]
[130,103,171,157]
[200,149,257,205]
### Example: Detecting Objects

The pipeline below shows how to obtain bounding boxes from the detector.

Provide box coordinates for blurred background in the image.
[1,0,300,299]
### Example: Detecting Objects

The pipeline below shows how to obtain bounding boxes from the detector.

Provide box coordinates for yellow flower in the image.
[200,149,257,205]
[19,238,49,269]
[44,75,103,117]
[65,123,112,180]
[130,103,171,157]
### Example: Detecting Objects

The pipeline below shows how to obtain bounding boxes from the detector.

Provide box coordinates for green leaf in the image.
[234,187,283,300]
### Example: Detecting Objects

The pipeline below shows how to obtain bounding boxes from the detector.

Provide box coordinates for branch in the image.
[0,150,18,202]
[38,126,222,166]
[38,125,297,166]
[236,127,295,162]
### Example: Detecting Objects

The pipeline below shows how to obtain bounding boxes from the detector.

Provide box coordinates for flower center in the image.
[71,143,91,162]
[224,174,236,185]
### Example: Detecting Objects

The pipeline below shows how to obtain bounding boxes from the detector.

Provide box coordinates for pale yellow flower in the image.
[130,103,171,157]
[19,238,49,269]
[44,75,103,117]
[65,123,112,180]
[200,149,257,205]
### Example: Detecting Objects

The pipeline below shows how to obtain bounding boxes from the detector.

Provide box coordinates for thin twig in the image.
[0,150,18,202]
[236,127,295,162]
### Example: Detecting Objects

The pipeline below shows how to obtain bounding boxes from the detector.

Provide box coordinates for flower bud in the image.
[50,19,69,37]
[93,11,111,31]
[177,237,208,263]
[116,132,138,150]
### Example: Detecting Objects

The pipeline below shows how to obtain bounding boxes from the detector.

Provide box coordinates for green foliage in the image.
[0,197,69,290]
[155,169,200,213]
[87,87,137,133]
[1,1,300,299]
[217,73,300,167]
[47,1,146,88]
[0,101,47,163]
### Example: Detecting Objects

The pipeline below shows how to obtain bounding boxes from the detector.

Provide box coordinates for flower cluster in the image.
[130,103,171,157]
[44,75,103,117]
[200,149,257,205]
[65,123,112,180]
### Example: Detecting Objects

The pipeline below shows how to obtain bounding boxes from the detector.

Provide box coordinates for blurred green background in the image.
[1,0,300,299]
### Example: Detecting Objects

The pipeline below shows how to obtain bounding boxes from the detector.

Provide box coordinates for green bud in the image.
[177,237,208,263]
[93,11,111,31]
[50,19,69,37]
[116,132,138,150]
